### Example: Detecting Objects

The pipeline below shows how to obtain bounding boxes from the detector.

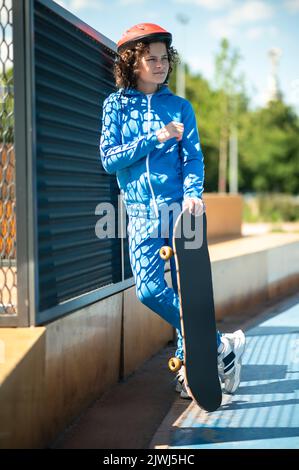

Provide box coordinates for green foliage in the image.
[214,38,246,127]
[0,67,14,143]
[243,194,299,222]
[238,100,299,194]
[169,41,299,197]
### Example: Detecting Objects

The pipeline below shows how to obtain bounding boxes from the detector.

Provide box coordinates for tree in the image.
[238,99,299,194]
[214,39,246,193]
[167,45,299,196]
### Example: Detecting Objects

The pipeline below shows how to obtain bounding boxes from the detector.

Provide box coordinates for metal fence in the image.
[0,0,17,322]
[0,0,133,327]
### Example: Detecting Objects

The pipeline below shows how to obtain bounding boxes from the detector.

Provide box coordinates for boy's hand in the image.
[183,197,205,216]
[156,121,184,143]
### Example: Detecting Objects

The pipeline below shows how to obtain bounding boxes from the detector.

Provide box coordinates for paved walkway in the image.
[52,293,299,449]
[51,226,299,450]
[150,296,299,449]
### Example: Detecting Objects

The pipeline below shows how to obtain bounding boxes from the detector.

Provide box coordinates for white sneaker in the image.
[218,330,245,394]
[175,365,192,399]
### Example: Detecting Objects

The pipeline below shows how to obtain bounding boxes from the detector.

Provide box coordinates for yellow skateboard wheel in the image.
[168,357,182,372]
[159,246,173,261]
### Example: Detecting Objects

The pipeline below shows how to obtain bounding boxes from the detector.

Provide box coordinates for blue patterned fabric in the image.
[99,85,221,359]
[100,84,205,218]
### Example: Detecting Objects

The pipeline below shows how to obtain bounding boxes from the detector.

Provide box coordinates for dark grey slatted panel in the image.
[35,1,121,313]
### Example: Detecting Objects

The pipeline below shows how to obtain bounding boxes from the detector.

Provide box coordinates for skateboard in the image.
[160,208,222,411]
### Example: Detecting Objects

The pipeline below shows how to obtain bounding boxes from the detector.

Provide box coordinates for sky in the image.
[52,0,299,112]
[1,0,298,111]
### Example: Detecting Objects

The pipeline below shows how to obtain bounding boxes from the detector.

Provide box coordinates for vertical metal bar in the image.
[119,192,125,283]
[25,0,38,327]
[13,0,38,326]
[13,0,29,326]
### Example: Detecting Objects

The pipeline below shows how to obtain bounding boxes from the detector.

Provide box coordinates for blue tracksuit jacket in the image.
[99,84,205,218]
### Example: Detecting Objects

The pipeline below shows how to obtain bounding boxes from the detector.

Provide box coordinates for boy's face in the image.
[136,42,169,87]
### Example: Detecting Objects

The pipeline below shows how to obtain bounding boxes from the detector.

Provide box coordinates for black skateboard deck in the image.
[162,208,222,411]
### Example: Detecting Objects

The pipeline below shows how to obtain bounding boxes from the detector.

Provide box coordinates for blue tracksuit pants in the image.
[127,206,222,360]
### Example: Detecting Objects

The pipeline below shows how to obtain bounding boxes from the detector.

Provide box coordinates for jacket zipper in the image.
[146,94,159,218]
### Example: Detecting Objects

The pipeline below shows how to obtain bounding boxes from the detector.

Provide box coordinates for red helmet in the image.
[117,23,172,53]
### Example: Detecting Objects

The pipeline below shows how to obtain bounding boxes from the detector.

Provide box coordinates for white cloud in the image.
[225,1,273,25]
[246,25,278,40]
[208,1,275,39]
[208,19,235,39]
[173,0,234,10]
[285,0,299,11]
[54,0,104,11]
[118,0,146,4]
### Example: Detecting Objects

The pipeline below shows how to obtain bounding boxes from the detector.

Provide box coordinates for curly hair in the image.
[113,41,179,90]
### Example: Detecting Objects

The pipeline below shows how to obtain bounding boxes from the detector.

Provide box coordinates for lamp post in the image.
[229,125,238,194]
[265,47,282,104]
[176,13,189,98]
